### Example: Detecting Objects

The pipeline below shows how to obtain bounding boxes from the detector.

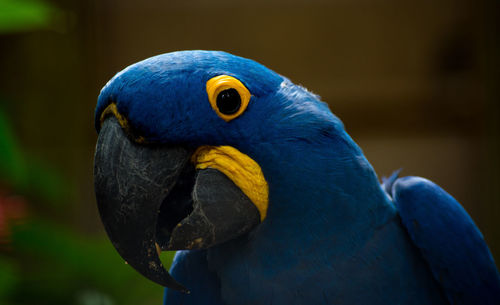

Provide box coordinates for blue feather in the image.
[381,168,402,198]
[392,176,500,305]
[164,250,223,305]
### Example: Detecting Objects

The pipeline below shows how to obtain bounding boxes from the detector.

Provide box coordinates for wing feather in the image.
[391,176,500,305]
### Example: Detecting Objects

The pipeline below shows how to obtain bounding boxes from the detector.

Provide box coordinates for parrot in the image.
[93,50,500,305]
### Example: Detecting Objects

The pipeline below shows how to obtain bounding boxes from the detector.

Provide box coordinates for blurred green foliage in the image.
[0,107,71,206]
[0,0,58,33]
[8,220,174,305]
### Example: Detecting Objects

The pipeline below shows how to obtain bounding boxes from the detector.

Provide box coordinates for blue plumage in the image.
[390,176,500,305]
[164,251,223,305]
[95,51,500,305]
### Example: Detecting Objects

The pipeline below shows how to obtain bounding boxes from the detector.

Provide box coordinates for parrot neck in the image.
[254,131,396,238]
[206,119,406,304]
[207,133,401,303]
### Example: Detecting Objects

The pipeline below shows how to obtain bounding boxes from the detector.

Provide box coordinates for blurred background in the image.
[0,0,498,304]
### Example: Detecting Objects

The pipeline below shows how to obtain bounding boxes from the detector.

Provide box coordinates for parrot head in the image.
[94,51,379,293]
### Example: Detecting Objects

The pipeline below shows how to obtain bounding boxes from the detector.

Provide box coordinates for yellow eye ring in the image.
[206,75,251,122]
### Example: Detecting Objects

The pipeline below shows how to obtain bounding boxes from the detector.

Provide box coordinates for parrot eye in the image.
[216,88,241,115]
[206,75,251,121]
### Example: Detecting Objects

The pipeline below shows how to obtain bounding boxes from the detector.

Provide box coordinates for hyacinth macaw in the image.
[93,50,500,305]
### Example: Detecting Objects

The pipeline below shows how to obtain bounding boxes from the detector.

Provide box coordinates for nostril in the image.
[95,97,114,132]
[95,86,116,132]
[98,103,147,144]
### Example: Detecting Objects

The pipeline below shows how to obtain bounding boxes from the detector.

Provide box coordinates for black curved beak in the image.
[94,117,260,292]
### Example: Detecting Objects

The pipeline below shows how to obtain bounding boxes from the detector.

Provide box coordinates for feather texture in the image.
[392,176,500,305]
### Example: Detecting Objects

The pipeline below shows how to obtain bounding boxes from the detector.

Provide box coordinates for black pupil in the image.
[216,88,241,115]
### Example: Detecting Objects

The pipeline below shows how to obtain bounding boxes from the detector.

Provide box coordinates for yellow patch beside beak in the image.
[191,146,269,221]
